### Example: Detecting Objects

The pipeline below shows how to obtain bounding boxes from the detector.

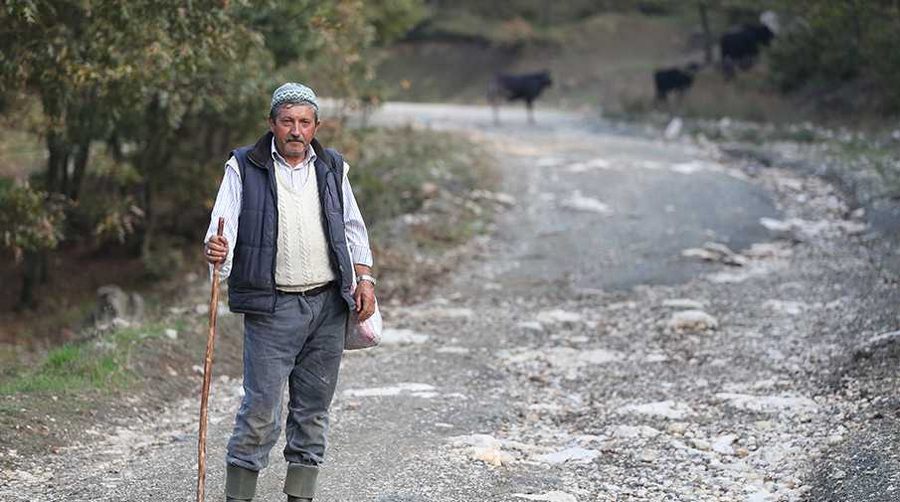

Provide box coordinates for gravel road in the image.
[3,103,898,502]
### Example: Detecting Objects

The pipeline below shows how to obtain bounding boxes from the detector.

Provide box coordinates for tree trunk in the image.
[140,181,155,260]
[46,132,70,194]
[17,251,41,310]
[70,139,91,201]
[698,1,714,65]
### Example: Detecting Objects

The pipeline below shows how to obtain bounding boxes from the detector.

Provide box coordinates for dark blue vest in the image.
[227,132,355,314]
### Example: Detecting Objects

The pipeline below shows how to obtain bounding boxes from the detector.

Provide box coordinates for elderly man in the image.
[204,82,376,502]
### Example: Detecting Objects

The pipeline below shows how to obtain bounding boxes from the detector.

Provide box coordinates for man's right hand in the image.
[205,235,229,265]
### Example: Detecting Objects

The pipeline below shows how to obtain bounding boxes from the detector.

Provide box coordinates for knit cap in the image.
[270,82,319,114]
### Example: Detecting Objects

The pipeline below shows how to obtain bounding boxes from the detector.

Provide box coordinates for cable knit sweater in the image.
[273,159,336,291]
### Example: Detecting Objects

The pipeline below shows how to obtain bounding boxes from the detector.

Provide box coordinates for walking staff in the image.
[198,217,225,501]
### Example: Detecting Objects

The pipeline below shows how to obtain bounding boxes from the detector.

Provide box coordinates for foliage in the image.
[0,0,426,310]
[364,0,427,44]
[0,180,66,262]
[768,1,900,111]
[322,125,495,226]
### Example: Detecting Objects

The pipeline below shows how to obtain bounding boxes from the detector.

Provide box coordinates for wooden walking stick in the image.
[197,217,225,502]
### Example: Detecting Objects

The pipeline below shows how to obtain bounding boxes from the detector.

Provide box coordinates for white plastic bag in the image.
[345,286,382,350]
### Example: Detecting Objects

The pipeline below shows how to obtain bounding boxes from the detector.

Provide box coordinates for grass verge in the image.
[0,321,185,396]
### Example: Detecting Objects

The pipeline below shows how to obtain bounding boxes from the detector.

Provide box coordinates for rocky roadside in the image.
[374,133,898,501]
[1,105,898,501]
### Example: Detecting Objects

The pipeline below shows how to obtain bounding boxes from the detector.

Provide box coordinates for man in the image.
[204,82,377,502]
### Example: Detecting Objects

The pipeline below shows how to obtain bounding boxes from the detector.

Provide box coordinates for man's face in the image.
[269,104,319,162]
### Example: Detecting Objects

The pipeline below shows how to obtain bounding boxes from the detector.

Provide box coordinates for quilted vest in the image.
[226,132,355,314]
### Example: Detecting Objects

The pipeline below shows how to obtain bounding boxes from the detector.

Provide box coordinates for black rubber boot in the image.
[283,463,318,501]
[225,464,259,501]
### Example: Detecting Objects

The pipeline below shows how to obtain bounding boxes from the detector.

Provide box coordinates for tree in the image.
[0,180,65,309]
[768,0,900,111]
[0,1,249,305]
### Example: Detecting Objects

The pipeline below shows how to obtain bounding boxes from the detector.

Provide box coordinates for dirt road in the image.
[3,103,897,501]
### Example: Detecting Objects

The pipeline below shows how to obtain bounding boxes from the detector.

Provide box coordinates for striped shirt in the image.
[204,139,373,280]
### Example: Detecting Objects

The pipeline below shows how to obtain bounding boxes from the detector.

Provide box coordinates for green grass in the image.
[0,344,124,394]
[0,321,181,396]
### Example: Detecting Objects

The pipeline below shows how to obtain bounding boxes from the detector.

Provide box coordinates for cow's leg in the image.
[526,100,535,124]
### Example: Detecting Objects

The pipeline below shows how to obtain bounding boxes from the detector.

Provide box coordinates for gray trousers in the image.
[226,287,347,474]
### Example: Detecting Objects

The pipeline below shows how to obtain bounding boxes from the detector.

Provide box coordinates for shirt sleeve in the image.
[204,156,241,281]
[341,161,374,267]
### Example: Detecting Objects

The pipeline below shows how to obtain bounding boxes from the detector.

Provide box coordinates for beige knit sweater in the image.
[273,162,336,292]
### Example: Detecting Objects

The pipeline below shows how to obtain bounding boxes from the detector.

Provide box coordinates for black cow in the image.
[487,71,552,124]
[720,22,775,78]
[654,63,701,102]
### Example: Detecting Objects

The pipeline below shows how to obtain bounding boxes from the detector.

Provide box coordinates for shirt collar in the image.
[270,137,316,168]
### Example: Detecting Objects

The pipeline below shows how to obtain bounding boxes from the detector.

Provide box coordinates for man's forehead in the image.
[275,103,317,119]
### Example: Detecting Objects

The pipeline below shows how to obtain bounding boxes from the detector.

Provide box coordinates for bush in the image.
[769,2,900,112]
[0,180,66,262]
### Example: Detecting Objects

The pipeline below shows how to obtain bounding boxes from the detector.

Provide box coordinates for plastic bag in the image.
[345,294,382,350]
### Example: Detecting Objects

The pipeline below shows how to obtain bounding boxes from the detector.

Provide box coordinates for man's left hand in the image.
[354,280,376,321]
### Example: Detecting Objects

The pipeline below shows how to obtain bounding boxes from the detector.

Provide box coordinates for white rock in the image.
[517,321,545,332]
[746,489,775,502]
[692,438,711,451]
[759,217,793,236]
[712,434,737,455]
[534,447,599,464]
[667,422,688,435]
[703,241,735,256]
[448,434,502,449]
[618,400,694,420]
[560,192,612,214]
[448,434,516,467]
[639,449,659,462]
[609,425,661,439]
[681,248,721,261]
[661,298,706,310]
[513,491,578,502]
[435,346,470,355]
[164,329,178,340]
[343,383,436,398]
[504,347,623,368]
[716,393,819,414]
[379,329,429,345]
[471,446,514,466]
[535,310,583,325]
[470,189,516,207]
[762,300,806,315]
[667,310,719,332]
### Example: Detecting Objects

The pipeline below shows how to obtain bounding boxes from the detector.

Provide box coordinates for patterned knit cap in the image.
[270,82,319,114]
